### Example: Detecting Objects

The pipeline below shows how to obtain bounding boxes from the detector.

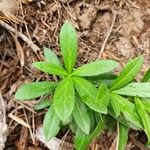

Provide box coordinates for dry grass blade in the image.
[8,113,30,129]
[11,33,25,67]
[0,92,7,150]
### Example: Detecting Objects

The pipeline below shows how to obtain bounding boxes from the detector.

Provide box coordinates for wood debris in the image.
[0,92,7,150]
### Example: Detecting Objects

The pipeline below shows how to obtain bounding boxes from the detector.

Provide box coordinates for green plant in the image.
[15,21,150,150]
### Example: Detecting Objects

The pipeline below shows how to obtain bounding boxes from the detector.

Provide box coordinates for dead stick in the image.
[0,92,7,150]
[98,11,117,59]
[0,20,40,52]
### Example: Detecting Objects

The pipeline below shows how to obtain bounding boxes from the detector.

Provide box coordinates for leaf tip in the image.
[15,91,20,100]
[32,62,40,69]
[15,88,24,100]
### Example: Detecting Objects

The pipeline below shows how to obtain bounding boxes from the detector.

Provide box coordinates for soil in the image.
[0,0,150,150]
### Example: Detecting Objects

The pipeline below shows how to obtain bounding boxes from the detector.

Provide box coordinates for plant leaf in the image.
[117,115,141,130]
[123,110,142,129]
[142,68,150,82]
[73,77,103,112]
[72,60,118,77]
[74,118,105,150]
[53,77,75,122]
[108,107,141,130]
[86,73,117,81]
[44,47,62,67]
[90,119,105,140]
[73,99,90,134]
[69,120,78,134]
[96,83,109,114]
[110,93,143,128]
[114,83,150,98]
[135,98,150,143]
[43,106,60,140]
[116,123,129,150]
[110,93,122,117]
[111,56,143,90]
[33,62,68,76]
[15,81,56,100]
[73,77,97,100]
[34,99,51,110]
[74,128,90,150]
[141,99,150,113]
[60,21,77,73]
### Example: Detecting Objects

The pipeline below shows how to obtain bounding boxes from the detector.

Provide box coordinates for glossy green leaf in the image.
[122,108,142,129]
[114,83,150,98]
[43,106,60,140]
[111,56,143,90]
[86,74,117,87]
[15,81,56,100]
[88,109,97,131]
[110,93,142,128]
[69,121,78,134]
[72,60,118,77]
[73,99,90,134]
[33,62,68,76]
[142,68,150,82]
[74,128,90,150]
[108,107,141,130]
[73,77,97,101]
[116,123,129,150]
[117,115,141,130]
[135,98,150,143]
[44,47,62,67]
[60,21,77,73]
[34,99,51,110]
[90,119,105,140]
[53,77,75,122]
[95,83,109,114]
[73,77,103,112]
[86,73,117,81]
[74,118,105,150]
[123,110,142,129]
[141,99,150,113]
[110,93,122,117]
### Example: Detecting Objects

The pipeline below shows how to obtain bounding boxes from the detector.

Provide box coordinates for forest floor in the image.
[0,0,150,149]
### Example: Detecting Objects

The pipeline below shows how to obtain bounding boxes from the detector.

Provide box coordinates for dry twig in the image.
[98,11,117,59]
[0,92,7,150]
[0,20,40,52]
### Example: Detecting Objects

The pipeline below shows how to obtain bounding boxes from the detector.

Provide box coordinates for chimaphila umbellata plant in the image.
[15,21,150,150]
